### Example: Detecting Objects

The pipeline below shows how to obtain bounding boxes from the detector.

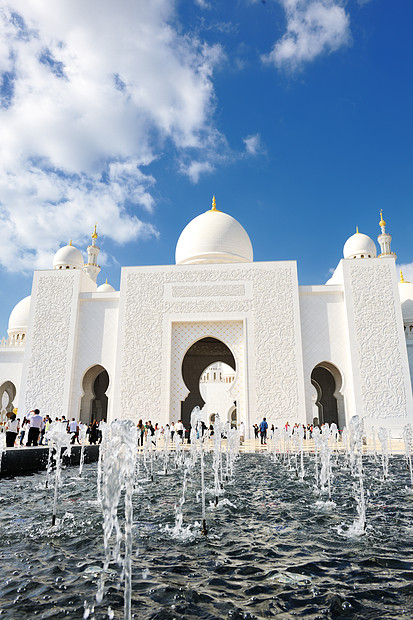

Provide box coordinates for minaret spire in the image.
[377,210,396,258]
[83,223,101,283]
[91,222,98,246]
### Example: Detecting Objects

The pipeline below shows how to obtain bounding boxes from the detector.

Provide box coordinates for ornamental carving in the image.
[119,265,302,426]
[172,284,245,298]
[349,263,407,418]
[119,273,164,418]
[252,268,299,424]
[24,274,75,416]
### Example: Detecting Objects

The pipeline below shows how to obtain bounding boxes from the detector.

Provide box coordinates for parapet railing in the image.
[0,334,26,348]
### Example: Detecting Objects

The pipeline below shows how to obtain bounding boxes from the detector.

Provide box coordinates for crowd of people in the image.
[1,409,106,448]
[2,410,323,450]
[252,420,320,444]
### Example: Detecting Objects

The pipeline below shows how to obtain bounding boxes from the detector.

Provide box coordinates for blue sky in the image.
[0,0,412,336]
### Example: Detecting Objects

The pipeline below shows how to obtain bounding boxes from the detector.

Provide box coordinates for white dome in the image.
[97,281,116,292]
[398,279,413,304]
[343,231,377,259]
[398,278,413,320]
[53,243,84,270]
[8,296,31,333]
[175,206,253,265]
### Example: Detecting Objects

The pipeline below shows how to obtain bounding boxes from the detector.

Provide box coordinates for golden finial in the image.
[211,195,217,211]
[91,223,98,240]
[356,226,359,234]
[105,278,108,284]
[400,269,406,283]
[69,239,72,246]
[379,209,386,228]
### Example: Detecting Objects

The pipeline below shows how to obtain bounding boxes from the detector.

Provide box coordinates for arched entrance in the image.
[0,381,16,414]
[228,404,237,428]
[311,362,344,429]
[0,381,16,427]
[181,337,236,429]
[79,365,109,424]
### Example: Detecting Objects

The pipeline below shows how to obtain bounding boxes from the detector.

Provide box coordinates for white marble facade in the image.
[1,203,413,437]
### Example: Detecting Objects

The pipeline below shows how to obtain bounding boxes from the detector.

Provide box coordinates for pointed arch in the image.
[79,364,110,424]
[180,337,236,429]
[311,362,345,429]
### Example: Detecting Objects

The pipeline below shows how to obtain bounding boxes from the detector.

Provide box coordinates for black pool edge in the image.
[0,445,100,478]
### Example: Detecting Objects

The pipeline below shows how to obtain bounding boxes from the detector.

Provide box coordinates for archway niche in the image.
[228,404,237,428]
[0,381,16,429]
[311,362,345,429]
[79,365,109,424]
[181,337,236,430]
[0,381,17,414]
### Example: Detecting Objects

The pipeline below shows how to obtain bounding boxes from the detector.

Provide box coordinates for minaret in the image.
[84,223,101,282]
[378,210,396,258]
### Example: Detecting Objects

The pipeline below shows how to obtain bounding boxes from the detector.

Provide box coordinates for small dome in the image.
[398,275,413,320]
[176,202,253,265]
[53,243,84,270]
[97,281,116,292]
[8,296,31,333]
[343,231,377,259]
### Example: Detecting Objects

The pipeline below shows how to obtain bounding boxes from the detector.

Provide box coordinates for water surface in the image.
[0,452,412,619]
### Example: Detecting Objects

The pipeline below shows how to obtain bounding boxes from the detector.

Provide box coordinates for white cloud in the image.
[263,0,351,71]
[243,133,262,156]
[0,1,223,271]
[180,160,214,183]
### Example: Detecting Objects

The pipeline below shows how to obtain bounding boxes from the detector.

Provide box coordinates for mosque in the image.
[1,198,413,438]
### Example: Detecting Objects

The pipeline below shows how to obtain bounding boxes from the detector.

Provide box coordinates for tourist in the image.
[5,412,18,447]
[26,409,43,446]
[39,415,49,445]
[253,424,259,439]
[88,420,99,445]
[86,422,92,443]
[78,421,87,442]
[259,417,268,445]
[170,422,175,442]
[239,421,245,443]
[176,419,184,441]
[43,415,52,444]
[19,415,29,446]
[137,419,144,446]
[68,418,79,444]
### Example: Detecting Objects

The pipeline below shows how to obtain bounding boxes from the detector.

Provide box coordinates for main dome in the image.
[175,200,253,265]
